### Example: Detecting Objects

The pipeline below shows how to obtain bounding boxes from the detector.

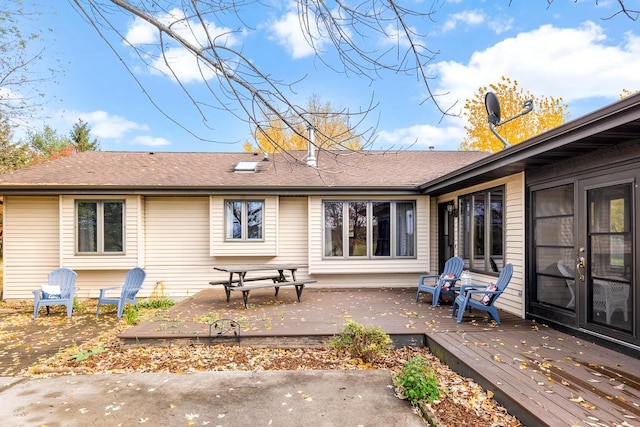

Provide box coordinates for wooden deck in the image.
[122,288,640,427]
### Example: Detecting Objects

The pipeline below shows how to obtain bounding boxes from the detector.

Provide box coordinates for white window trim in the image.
[75,199,126,255]
[224,199,265,241]
[322,200,416,259]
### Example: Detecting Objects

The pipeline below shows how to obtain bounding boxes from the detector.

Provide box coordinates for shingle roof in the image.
[0,150,490,193]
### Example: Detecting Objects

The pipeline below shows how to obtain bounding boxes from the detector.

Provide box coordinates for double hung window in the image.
[225,200,264,240]
[76,200,124,254]
[323,200,415,258]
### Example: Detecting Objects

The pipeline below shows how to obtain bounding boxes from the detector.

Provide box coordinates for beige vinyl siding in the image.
[307,195,431,277]
[277,196,309,274]
[439,172,525,318]
[142,197,213,298]
[2,196,61,299]
[302,273,424,288]
[502,174,525,318]
[428,196,439,275]
[210,195,278,257]
[60,195,143,270]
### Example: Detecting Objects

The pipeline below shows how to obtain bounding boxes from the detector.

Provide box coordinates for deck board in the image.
[122,288,640,427]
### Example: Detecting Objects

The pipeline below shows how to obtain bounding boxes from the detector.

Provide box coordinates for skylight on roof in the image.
[234,161,258,172]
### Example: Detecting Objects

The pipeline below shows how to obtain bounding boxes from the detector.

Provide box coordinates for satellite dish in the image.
[484,92,534,148]
[485,92,501,125]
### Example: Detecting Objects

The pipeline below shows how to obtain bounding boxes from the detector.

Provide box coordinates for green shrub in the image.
[394,355,441,405]
[123,305,140,325]
[331,320,392,363]
[139,297,175,310]
[73,297,87,313]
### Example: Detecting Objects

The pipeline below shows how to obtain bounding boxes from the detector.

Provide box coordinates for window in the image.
[459,187,503,273]
[76,200,124,254]
[225,200,264,240]
[323,200,415,258]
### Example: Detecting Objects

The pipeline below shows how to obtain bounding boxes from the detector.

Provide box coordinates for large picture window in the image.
[76,200,124,254]
[323,200,415,258]
[459,188,503,273]
[225,200,264,240]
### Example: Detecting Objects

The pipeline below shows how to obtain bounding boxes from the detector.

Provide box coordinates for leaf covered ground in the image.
[1,300,521,426]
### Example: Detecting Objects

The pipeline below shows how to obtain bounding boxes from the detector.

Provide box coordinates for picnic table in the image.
[210,264,316,308]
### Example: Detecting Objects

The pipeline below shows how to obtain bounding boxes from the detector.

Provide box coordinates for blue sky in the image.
[20,0,640,152]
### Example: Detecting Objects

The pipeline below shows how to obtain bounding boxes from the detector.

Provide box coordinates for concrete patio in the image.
[120,287,640,427]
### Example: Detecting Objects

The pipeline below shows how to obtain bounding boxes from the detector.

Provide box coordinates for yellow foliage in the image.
[245,95,361,153]
[620,88,639,99]
[460,77,568,153]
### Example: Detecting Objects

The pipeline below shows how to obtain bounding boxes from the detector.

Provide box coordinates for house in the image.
[1,92,639,352]
[0,149,489,300]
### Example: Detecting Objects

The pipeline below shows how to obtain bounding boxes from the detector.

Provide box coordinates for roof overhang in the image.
[0,186,423,197]
[420,93,640,196]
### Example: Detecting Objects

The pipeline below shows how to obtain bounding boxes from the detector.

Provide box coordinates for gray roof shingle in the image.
[0,150,490,193]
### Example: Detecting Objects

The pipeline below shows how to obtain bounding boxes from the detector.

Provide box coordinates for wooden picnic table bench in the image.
[211,264,315,308]
[209,274,285,286]
[229,279,316,309]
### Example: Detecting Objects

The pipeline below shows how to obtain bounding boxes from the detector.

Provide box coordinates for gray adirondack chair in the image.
[96,267,147,318]
[33,268,78,319]
[415,256,464,306]
[452,263,513,324]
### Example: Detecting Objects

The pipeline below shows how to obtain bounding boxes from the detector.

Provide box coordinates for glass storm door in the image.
[579,176,634,337]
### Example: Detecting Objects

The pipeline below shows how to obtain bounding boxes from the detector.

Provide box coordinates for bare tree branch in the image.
[518,0,639,21]
[71,1,638,156]
[71,0,451,156]
[0,2,60,126]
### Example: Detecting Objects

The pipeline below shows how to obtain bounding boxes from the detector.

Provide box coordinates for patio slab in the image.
[1,370,425,427]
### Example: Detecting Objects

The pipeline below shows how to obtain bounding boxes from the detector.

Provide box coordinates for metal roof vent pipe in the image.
[306,125,317,167]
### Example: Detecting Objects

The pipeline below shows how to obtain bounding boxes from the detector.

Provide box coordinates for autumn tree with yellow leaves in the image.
[620,89,639,99]
[244,95,361,153]
[460,77,569,153]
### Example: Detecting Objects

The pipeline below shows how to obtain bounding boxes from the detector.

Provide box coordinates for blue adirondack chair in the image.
[33,268,78,319]
[452,263,513,324]
[415,256,464,306]
[96,267,147,318]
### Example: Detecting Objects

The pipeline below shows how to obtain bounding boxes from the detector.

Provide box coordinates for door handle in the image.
[576,256,585,282]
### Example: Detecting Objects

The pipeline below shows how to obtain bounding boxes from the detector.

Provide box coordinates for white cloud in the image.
[488,17,513,35]
[133,135,171,147]
[66,110,149,140]
[377,124,466,150]
[124,8,240,83]
[442,10,486,32]
[381,23,416,48]
[270,10,318,58]
[430,21,640,116]
[12,107,168,150]
[125,16,157,45]
[442,9,511,35]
